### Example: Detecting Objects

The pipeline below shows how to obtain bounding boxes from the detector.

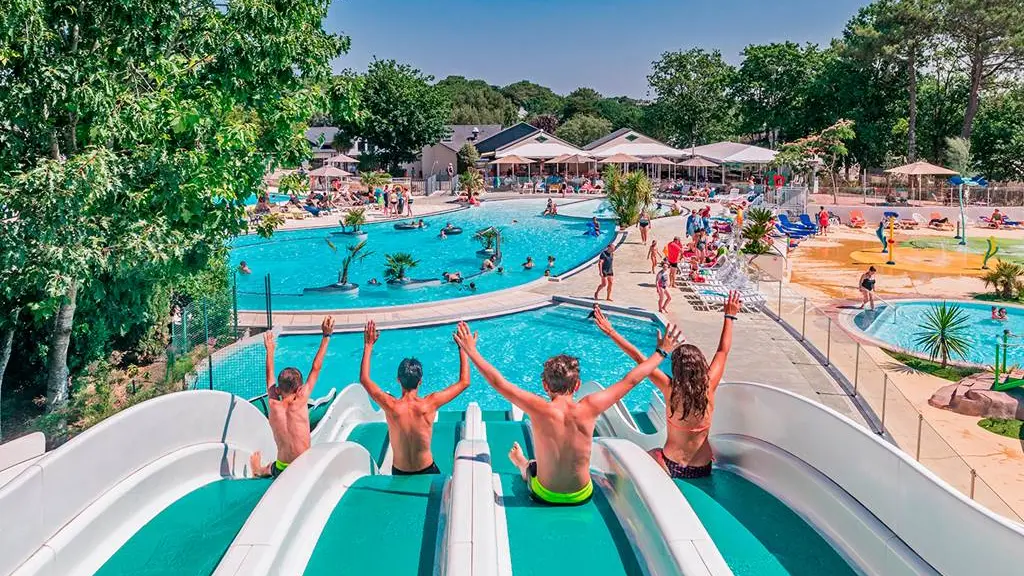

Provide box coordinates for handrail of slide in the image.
[309,384,385,444]
[0,432,46,487]
[713,381,1024,576]
[213,442,374,576]
[0,390,274,576]
[590,439,731,576]
[440,437,498,576]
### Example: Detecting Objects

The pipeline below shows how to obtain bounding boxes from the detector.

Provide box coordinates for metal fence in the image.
[812,185,1024,207]
[751,274,1022,522]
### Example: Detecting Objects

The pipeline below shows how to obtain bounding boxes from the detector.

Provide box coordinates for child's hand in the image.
[364,320,380,347]
[723,291,742,316]
[263,330,275,352]
[453,321,478,352]
[592,305,615,336]
[321,315,335,336]
[656,323,686,355]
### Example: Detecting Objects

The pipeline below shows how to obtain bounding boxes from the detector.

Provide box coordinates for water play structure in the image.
[992,331,1024,392]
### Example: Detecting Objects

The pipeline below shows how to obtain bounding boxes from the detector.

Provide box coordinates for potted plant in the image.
[741,207,775,255]
[604,165,652,228]
[383,252,420,286]
[474,226,501,257]
[305,239,373,294]
[336,207,369,238]
[459,170,485,203]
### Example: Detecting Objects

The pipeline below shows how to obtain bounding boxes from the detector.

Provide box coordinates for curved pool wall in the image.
[230,198,617,311]
[193,302,670,411]
[842,298,1024,367]
[556,197,683,220]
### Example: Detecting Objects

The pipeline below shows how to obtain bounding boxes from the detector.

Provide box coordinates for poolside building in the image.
[584,128,688,159]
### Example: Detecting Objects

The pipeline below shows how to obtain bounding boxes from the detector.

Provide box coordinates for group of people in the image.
[253,291,741,501]
[370,184,414,217]
[992,306,1010,321]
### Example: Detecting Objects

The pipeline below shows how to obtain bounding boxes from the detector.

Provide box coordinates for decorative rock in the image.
[929,372,1024,420]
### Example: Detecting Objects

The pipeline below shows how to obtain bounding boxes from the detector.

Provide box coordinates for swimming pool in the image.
[243,192,291,206]
[230,199,617,311]
[850,299,1022,365]
[200,304,668,410]
[556,198,682,220]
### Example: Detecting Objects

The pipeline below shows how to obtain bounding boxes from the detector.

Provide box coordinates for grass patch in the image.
[978,417,1024,440]
[883,350,981,382]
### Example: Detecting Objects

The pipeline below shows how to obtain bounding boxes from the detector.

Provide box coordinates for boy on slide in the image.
[251,316,334,478]
[359,320,472,475]
[454,321,684,505]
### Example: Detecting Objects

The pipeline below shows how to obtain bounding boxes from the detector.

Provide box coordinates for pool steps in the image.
[584,380,1024,575]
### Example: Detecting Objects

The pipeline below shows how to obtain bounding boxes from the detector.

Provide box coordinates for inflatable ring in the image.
[394,222,428,230]
[440,226,463,235]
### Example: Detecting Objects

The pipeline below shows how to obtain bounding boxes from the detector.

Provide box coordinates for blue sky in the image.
[325,0,869,98]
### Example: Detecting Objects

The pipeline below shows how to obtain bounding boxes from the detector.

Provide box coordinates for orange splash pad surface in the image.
[849,246,988,276]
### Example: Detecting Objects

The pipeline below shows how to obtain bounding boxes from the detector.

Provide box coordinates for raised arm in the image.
[453,321,548,415]
[426,330,473,409]
[584,324,685,415]
[302,316,334,399]
[592,305,670,394]
[707,292,740,391]
[359,320,395,410]
[263,331,277,396]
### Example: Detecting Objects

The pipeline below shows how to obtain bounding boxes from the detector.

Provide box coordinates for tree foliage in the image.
[457,143,480,174]
[437,76,516,125]
[555,115,613,147]
[529,114,560,134]
[648,48,738,146]
[561,87,603,120]
[913,302,971,367]
[774,119,857,200]
[501,81,563,116]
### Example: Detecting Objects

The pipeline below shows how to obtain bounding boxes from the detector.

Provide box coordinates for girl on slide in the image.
[592,292,740,478]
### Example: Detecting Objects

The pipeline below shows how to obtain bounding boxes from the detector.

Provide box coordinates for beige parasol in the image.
[325,153,359,165]
[885,161,958,175]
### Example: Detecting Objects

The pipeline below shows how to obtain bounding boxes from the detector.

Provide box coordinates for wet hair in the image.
[868,266,876,272]
[397,358,423,390]
[276,367,304,395]
[666,344,711,420]
[542,354,581,396]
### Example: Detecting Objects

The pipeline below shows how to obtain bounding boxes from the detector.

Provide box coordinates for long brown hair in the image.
[667,344,710,420]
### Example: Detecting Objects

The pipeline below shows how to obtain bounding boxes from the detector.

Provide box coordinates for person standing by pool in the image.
[397,187,406,215]
[592,292,740,479]
[685,210,698,238]
[405,189,414,216]
[666,236,683,287]
[647,240,659,273]
[453,320,685,504]
[858,266,877,310]
[594,242,615,301]
[250,316,334,479]
[637,211,651,243]
[817,207,830,236]
[655,260,672,312]
[358,320,472,475]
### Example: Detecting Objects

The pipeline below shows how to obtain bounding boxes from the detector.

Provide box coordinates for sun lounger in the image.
[848,209,866,228]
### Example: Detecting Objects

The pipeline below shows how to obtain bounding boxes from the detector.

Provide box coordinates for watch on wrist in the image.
[724,314,737,321]
[654,347,669,358]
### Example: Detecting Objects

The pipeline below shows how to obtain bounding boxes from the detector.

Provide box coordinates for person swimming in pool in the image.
[238,261,252,275]
[453,320,684,505]
[359,320,472,475]
[592,292,740,479]
[250,316,334,479]
[368,278,381,286]
[993,306,1000,320]
[858,266,877,310]
[998,307,1009,321]
[547,255,556,269]
[523,256,535,270]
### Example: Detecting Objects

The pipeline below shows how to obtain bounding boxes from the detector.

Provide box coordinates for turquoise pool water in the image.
[230,199,617,310]
[557,198,681,220]
[243,193,290,206]
[202,305,667,410]
[854,300,1021,365]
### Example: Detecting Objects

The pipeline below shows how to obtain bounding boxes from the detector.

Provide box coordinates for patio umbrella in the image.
[325,153,358,165]
[559,153,595,177]
[599,152,642,173]
[885,161,959,203]
[308,165,351,177]
[490,154,535,182]
[678,156,719,182]
[644,156,676,180]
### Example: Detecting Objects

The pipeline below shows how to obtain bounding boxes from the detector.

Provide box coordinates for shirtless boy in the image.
[250,316,334,478]
[360,319,472,475]
[454,321,684,505]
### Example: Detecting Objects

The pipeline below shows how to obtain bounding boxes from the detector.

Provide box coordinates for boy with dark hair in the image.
[454,320,684,505]
[360,320,472,475]
[250,316,334,478]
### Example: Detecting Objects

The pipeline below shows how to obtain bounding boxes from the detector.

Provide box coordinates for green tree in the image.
[555,115,613,147]
[383,253,419,283]
[0,0,344,416]
[940,0,1024,140]
[741,207,776,255]
[733,42,826,144]
[648,48,738,146]
[913,302,971,367]
[459,170,485,199]
[528,114,560,133]
[437,76,517,125]
[561,88,603,120]
[596,97,646,131]
[773,119,857,201]
[457,143,480,174]
[981,261,1024,299]
[360,170,392,191]
[944,136,975,174]
[501,81,563,116]
[336,59,451,172]
[972,86,1024,180]
[847,0,939,161]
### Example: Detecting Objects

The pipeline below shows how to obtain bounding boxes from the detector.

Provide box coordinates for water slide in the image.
[585,381,1024,575]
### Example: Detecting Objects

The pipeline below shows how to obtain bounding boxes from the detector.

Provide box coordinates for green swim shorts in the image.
[526,461,593,505]
[270,459,288,479]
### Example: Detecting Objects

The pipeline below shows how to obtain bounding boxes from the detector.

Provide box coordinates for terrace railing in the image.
[751,271,1022,523]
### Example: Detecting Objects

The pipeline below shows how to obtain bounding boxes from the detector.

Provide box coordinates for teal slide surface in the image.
[630,411,658,435]
[347,420,462,473]
[487,421,643,576]
[95,478,272,576]
[676,471,856,575]
[303,474,447,576]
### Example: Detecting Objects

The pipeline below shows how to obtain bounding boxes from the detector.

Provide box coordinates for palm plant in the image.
[741,207,775,255]
[360,170,392,191]
[326,239,373,286]
[340,207,368,233]
[474,226,501,255]
[383,252,419,283]
[913,302,971,367]
[459,170,485,199]
[981,261,1024,300]
[604,165,652,227]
